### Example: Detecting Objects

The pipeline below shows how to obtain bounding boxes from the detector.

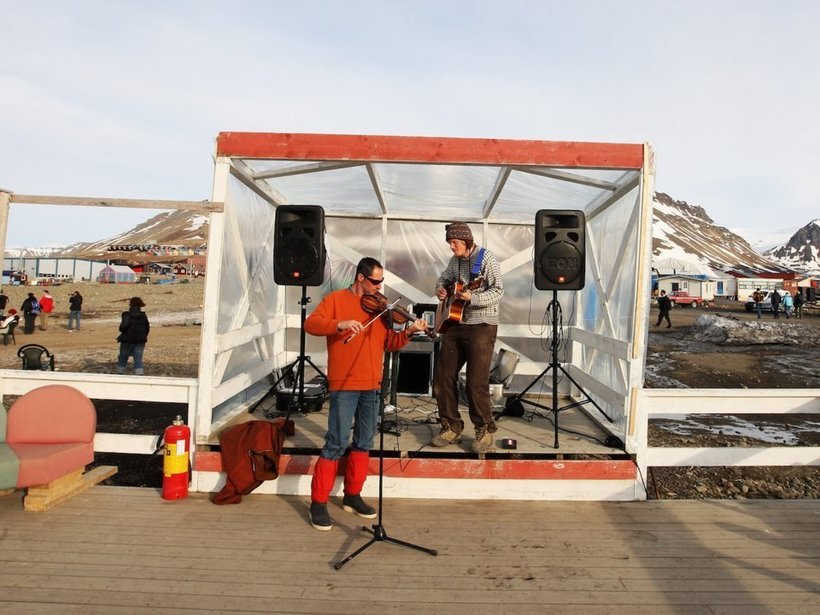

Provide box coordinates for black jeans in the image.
[433,323,497,434]
[656,311,671,327]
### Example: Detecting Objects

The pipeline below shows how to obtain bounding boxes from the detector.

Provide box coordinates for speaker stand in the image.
[506,290,613,448]
[266,286,326,419]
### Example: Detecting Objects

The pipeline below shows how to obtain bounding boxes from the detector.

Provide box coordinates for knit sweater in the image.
[305,288,412,391]
[436,245,504,325]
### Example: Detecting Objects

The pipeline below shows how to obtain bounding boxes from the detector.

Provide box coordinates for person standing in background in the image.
[0,290,8,316]
[782,291,794,318]
[38,290,54,330]
[794,291,805,319]
[68,290,83,331]
[752,288,764,319]
[21,292,39,334]
[117,297,150,375]
[770,289,782,319]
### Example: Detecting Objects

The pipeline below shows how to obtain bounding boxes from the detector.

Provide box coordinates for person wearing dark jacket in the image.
[21,292,40,334]
[117,297,150,375]
[655,289,672,328]
[770,289,782,319]
[655,290,672,329]
[68,291,83,331]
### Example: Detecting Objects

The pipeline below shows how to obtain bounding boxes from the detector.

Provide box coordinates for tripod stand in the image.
[505,289,613,448]
[265,286,326,419]
[334,315,437,570]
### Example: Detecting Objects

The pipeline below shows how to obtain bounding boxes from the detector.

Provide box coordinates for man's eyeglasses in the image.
[365,276,384,285]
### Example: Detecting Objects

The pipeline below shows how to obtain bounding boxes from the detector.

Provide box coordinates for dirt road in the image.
[646,298,820,388]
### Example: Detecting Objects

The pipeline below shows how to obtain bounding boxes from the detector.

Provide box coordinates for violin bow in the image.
[342,297,402,345]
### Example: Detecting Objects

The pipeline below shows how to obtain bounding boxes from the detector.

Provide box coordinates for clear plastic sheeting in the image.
[209,176,281,424]
[241,159,641,224]
[574,187,643,432]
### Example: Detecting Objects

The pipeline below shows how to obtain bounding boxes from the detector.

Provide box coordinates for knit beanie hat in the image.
[445,222,474,243]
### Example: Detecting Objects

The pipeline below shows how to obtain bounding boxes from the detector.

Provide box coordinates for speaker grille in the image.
[534,209,586,291]
[273,205,326,286]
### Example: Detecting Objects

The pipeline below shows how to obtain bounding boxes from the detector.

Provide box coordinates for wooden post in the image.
[0,190,11,281]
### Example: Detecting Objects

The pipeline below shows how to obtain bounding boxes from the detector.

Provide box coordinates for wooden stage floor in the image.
[1,487,818,614]
[249,393,622,457]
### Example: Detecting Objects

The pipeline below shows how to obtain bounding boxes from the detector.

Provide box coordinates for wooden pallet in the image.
[23,465,118,512]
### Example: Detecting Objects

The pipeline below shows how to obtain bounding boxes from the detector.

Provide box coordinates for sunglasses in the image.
[365,276,384,285]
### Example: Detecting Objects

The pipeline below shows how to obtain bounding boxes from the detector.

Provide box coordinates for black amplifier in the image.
[275,375,328,413]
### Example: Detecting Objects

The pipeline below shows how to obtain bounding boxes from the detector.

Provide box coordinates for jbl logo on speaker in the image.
[534,210,586,291]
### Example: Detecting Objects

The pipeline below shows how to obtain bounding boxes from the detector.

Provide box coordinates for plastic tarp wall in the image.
[573,187,643,435]
[208,175,283,425]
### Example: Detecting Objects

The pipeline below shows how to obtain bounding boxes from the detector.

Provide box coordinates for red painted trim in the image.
[195,452,635,480]
[215,132,645,169]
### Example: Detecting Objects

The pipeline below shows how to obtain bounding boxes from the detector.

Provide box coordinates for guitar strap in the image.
[469,247,485,281]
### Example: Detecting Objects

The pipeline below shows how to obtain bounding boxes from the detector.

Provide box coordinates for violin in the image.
[344,292,437,344]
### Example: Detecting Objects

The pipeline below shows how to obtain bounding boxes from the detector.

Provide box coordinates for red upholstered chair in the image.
[4,385,116,511]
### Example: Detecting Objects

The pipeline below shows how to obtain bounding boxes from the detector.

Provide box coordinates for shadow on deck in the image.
[1,487,818,613]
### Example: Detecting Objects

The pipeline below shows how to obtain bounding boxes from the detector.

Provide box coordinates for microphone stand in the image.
[334,308,438,570]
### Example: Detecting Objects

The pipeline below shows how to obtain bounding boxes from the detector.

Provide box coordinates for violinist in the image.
[431,222,504,454]
[304,257,427,532]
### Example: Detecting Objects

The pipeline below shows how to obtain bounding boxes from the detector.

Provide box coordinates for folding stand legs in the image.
[266,286,326,419]
[334,346,437,569]
[506,290,613,448]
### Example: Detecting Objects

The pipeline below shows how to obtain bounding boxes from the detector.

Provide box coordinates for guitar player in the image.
[430,222,504,454]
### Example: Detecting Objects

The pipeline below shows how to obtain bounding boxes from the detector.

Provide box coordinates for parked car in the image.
[744,290,781,312]
[668,290,705,308]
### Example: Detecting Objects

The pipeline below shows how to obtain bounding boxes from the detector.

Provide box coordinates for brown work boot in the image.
[471,426,494,454]
[431,425,462,447]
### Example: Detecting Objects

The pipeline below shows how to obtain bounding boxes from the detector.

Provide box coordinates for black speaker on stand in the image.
[505,209,614,448]
[268,205,328,419]
[274,205,326,287]
[534,209,586,291]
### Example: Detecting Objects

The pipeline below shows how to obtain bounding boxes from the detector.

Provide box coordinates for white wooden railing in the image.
[0,370,198,455]
[638,388,820,470]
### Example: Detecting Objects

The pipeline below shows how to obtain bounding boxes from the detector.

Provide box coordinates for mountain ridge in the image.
[5,195,819,276]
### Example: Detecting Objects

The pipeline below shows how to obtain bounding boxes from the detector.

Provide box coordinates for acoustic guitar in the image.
[435,276,484,334]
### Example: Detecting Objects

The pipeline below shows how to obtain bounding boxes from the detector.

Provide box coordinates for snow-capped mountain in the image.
[18,210,209,261]
[651,192,790,277]
[764,219,820,275]
[5,196,816,279]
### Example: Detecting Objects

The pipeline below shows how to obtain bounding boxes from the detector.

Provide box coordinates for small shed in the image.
[147,262,172,275]
[656,275,716,301]
[97,264,136,284]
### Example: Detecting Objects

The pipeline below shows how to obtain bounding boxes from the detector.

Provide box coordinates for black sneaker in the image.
[309,502,333,531]
[342,494,377,519]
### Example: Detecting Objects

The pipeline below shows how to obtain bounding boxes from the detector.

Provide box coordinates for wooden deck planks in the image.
[0,487,817,614]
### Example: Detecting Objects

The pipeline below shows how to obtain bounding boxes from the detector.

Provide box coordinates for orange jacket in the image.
[305,288,412,391]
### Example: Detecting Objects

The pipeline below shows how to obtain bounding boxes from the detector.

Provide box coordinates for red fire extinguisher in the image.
[162,415,190,500]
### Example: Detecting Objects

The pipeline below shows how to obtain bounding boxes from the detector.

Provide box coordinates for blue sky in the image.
[2,0,818,248]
